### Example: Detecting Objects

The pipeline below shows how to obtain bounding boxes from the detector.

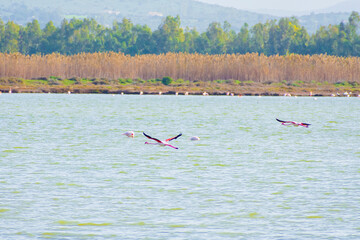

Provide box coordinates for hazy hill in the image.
[320,0,360,13]
[0,0,354,33]
[0,0,274,30]
[197,0,360,15]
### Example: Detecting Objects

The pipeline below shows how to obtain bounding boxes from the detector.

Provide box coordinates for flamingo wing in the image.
[143,132,162,143]
[165,133,182,142]
[301,122,311,127]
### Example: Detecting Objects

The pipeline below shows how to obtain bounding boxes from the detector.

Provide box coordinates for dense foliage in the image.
[0,12,360,56]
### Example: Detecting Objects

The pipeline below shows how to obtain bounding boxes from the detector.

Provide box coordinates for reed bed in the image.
[0,52,359,83]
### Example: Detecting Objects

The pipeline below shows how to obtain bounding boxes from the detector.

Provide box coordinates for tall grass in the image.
[1,52,359,83]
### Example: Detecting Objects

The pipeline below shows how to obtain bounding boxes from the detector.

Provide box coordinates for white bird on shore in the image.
[122,131,135,138]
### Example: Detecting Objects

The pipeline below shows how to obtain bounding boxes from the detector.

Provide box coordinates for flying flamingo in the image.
[122,131,135,138]
[276,118,311,128]
[143,132,182,149]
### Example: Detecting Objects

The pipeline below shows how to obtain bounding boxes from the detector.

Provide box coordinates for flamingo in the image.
[276,118,311,128]
[143,132,182,149]
[122,131,134,138]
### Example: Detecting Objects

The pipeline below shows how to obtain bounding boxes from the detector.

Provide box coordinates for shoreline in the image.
[1,88,359,98]
[1,79,359,97]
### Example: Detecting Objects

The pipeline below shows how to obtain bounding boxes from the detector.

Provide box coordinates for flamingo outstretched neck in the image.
[143,132,182,149]
[276,118,311,128]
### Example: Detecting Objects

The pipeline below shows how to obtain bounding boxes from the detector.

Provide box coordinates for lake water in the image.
[0,94,359,239]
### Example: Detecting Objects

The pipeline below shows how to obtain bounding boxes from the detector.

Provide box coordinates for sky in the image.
[197,0,346,12]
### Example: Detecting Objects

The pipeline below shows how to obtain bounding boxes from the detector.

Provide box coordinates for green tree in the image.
[2,21,21,53]
[194,32,210,54]
[152,15,185,53]
[0,18,5,52]
[103,28,120,52]
[347,11,360,41]
[112,18,136,53]
[310,25,339,55]
[182,27,200,53]
[343,12,360,56]
[229,23,250,54]
[289,25,310,54]
[19,19,42,54]
[39,21,61,54]
[250,22,267,53]
[132,24,154,55]
[265,18,297,55]
[348,12,360,56]
[205,22,227,54]
[337,22,351,56]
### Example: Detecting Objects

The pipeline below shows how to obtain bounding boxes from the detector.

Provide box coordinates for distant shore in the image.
[1,78,359,97]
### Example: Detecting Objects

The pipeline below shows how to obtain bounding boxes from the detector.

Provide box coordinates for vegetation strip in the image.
[0,12,359,56]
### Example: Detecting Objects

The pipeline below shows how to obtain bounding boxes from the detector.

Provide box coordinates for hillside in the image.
[0,0,353,33]
[320,0,360,13]
[0,0,274,31]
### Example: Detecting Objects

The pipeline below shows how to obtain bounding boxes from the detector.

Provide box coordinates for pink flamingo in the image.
[122,131,135,138]
[143,132,182,149]
[276,118,311,128]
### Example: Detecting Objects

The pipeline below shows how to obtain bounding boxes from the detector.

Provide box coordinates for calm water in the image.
[0,94,359,239]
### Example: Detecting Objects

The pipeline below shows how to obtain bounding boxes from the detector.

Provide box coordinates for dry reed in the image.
[0,52,359,83]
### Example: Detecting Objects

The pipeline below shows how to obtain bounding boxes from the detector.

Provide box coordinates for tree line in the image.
[0,12,359,56]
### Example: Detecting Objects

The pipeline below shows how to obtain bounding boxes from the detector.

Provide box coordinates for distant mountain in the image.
[320,0,360,13]
[0,0,276,31]
[298,12,351,33]
[196,0,359,16]
[0,0,354,33]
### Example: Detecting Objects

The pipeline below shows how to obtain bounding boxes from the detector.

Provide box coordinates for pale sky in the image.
[197,0,346,12]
